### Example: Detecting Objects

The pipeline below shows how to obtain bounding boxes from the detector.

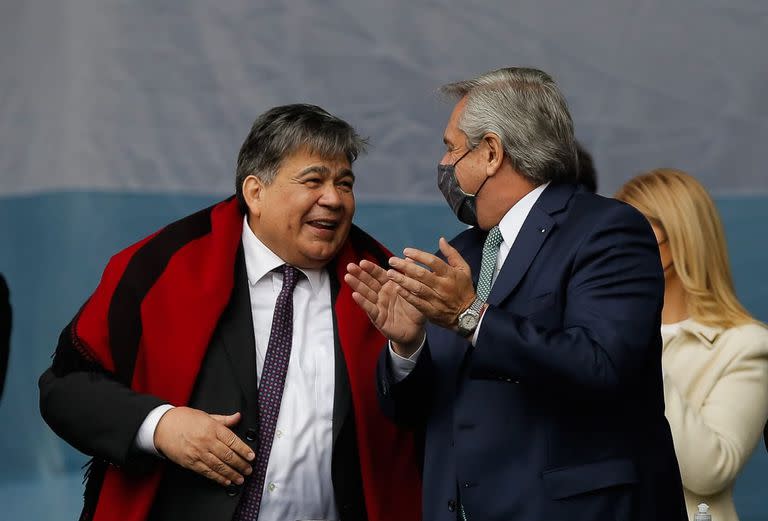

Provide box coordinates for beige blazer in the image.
[662,320,768,521]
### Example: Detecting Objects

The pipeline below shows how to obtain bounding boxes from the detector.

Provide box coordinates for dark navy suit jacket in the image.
[379,183,687,521]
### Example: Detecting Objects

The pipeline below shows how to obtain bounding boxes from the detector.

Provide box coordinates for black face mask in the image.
[437,149,490,226]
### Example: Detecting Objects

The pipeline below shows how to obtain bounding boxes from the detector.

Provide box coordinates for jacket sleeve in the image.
[470,202,664,393]
[663,327,768,496]
[376,340,434,429]
[39,324,166,468]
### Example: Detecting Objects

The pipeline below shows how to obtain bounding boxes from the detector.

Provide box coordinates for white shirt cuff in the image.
[388,336,426,382]
[135,404,175,456]
[471,307,488,346]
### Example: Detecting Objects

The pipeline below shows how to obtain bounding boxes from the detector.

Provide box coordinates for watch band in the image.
[468,296,485,315]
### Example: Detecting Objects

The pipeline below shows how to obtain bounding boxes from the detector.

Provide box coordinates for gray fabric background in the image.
[1,0,766,198]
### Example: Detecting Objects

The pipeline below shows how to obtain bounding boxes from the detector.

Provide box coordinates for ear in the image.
[482,133,504,176]
[242,175,265,218]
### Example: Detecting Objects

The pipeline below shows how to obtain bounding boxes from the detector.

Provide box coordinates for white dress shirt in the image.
[389,182,550,380]
[136,216,339,521]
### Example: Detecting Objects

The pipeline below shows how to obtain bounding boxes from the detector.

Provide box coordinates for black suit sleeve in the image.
[0,275,10,401]
[39,325,166,468]
[376,341,434,429]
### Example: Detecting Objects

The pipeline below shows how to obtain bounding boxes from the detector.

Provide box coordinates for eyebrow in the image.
[297,165,355,180]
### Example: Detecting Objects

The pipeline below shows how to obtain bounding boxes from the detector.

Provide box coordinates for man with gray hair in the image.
[39,104,422,521]
[347,68,687,520]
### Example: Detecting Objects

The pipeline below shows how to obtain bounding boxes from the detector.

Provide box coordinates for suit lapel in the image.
[329,267,352,446]
[219,246,259,409]
[487,183,576,306]
[487,207,554,305]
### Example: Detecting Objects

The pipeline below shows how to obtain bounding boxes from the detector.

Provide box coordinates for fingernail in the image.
[248,452,255,460]
[245,467,253,475]
[225,480,232,486]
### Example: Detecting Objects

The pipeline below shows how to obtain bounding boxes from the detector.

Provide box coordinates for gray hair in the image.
[235,104,368,211]
[440,67,578,185]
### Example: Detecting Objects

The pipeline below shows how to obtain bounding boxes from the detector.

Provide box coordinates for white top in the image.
[389,182,549,380]
[135,216,339,521]
[661,319,768,521]
[660,320,687,338]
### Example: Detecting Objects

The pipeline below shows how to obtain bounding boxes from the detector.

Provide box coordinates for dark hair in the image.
[575,141,598,193]
[235,104,367,212]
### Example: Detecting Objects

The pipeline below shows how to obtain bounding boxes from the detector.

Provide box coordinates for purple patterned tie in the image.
[233,264,301,521]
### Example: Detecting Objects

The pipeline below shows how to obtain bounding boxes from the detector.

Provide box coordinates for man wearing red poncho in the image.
[39,104,421,521]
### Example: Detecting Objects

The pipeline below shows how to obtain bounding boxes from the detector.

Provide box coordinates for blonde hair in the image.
[615,168,754,328]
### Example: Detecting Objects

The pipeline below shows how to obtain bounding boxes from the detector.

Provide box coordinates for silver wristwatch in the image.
[456,296,485,337]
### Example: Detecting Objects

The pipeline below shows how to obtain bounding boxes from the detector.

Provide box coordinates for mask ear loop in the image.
[452,148,489,197]
[452,149,472,167]
[472,174,491,197]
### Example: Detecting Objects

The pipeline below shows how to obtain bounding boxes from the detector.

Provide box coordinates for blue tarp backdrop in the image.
[1,1,766,519]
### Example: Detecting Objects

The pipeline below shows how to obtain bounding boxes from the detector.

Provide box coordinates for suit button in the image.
[447,500,457,512]
[245,428,257,442]
[463,481,476,489]
[226,483,241,497]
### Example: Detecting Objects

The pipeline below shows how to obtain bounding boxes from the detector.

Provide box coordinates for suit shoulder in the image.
[569,191,645,219]
[567,192,651,234]
[720,322,768,356]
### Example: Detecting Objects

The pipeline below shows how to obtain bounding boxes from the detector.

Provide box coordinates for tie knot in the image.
[279,264,301,292]
[484,226,503,250]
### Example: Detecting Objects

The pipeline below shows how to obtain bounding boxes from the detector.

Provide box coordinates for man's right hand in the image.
[154,407,254,487]
[345,259,426,357]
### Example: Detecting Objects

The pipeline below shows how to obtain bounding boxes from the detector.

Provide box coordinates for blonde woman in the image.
[616,169,768,521]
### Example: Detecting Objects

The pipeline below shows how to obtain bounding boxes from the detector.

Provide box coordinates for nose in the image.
[318,182,343,209]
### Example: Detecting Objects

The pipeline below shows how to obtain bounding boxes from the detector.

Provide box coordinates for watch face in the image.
[458,310,479,333]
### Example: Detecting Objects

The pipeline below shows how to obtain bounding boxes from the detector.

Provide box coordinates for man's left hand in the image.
[387,237,476,330]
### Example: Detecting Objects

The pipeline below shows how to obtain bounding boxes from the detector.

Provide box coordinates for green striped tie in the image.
[476,226,503,301]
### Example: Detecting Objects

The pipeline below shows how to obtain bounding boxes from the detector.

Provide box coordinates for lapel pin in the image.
[540,227,546,233]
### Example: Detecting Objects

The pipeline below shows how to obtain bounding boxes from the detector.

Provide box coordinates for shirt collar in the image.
[241,216,323,292]
[497,182,550,246]
[678,319,724,348]
[661,318,724,349]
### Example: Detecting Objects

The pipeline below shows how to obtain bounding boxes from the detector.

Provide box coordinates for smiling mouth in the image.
[307,219,339,231]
